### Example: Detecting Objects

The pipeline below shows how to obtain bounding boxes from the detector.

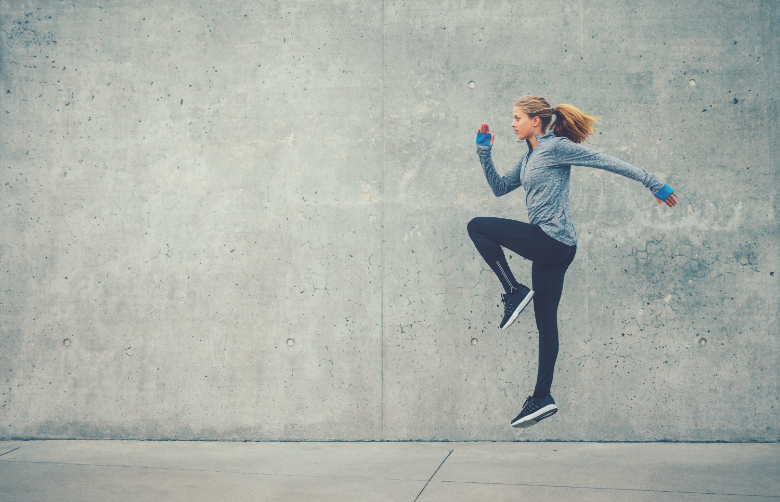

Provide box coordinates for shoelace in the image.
[501,294,511,315]
[501,294,519,316]
[520,396,537,414]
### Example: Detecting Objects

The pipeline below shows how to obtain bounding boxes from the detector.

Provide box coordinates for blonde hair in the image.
[514,96,599,144]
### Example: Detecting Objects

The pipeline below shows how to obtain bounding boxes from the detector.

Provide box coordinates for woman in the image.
[468,96,678,428]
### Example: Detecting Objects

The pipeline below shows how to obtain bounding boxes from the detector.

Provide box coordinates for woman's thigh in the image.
[469,217,572,265]
[532,262,568,324]
[531,245,576,327]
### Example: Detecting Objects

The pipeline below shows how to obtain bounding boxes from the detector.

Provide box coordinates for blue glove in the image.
[654,184,674,202]
[476,132,491,146]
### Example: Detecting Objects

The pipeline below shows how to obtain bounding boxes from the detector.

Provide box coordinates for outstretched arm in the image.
[476,123,522,197]
[554,138,679,207]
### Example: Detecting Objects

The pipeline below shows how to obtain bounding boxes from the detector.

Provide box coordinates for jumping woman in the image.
[468,96,679,428]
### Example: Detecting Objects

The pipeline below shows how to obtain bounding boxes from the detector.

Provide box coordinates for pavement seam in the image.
[413,449,453,502]
[439,480,780,498]
[0,446,21,457]
[0,459,431,482]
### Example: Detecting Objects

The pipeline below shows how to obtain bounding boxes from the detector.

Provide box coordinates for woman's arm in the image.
[554,138,678,207]
[476,124,522,197]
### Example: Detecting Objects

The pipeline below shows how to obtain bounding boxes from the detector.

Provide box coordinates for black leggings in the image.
[467,217,576,397]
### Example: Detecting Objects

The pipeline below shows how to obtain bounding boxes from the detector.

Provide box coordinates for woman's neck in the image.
[527,133,539,151]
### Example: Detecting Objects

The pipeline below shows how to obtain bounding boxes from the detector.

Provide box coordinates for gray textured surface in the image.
[0,441,779,501]
[1,1,778,441]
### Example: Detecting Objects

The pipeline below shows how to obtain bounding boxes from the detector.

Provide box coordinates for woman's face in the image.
[511,107,540,140]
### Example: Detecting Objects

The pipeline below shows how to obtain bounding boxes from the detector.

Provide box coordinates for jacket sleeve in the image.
[553,138,666,193]
[477,144,522,197]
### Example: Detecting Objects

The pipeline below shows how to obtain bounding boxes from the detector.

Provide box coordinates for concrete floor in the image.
[1,441,778,501]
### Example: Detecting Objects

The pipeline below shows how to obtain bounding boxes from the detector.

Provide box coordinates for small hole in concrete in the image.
[471,338,478,345]
[63,338,71,346]
[699,338,707,346]
[689,79,696,86]
[287,338,295,346]
[468,81,476,89]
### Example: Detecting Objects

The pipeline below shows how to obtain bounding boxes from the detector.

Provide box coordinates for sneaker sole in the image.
[500,290,535,330]
[511,404,558,428]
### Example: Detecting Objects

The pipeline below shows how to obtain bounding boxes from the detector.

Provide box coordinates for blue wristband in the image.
[476,132,491,146]
[654,184,674,202]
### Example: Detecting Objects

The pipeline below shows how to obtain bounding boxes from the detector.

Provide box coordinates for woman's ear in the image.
[532,116,542,127]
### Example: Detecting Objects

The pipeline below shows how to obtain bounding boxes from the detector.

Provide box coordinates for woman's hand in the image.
[655,192,679,207]
[478,123,496,146]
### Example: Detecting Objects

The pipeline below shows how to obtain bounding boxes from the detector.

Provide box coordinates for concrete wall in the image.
[1,0,777,441]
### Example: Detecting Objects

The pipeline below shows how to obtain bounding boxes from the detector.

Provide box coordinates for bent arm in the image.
[477,144,522,197]
[554,139,666,193]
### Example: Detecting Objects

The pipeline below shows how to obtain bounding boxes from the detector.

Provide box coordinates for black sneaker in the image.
[511,395,558,428]
[499,286,534,330]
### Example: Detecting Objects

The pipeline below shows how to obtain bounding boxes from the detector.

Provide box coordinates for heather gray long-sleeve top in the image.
[477,131,666,247]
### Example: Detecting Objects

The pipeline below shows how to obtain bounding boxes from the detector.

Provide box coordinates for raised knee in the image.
[467,217,482,235]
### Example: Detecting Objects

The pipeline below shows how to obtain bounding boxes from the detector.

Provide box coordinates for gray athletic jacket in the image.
[476,131,667,246]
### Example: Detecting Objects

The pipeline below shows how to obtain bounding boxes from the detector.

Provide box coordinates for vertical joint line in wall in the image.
[584,189,589,344]
[580,0,583,56]
[380,0,386,442]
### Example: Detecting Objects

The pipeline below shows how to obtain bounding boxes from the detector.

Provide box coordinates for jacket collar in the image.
[526,131,556,149]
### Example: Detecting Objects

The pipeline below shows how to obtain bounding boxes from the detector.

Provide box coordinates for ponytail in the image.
[551,104,599,144]
[514,96,599,144]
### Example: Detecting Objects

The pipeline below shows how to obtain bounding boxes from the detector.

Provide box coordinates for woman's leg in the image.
[467,217,569,294]
[531,245,577,398]
[510,244,576,427]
